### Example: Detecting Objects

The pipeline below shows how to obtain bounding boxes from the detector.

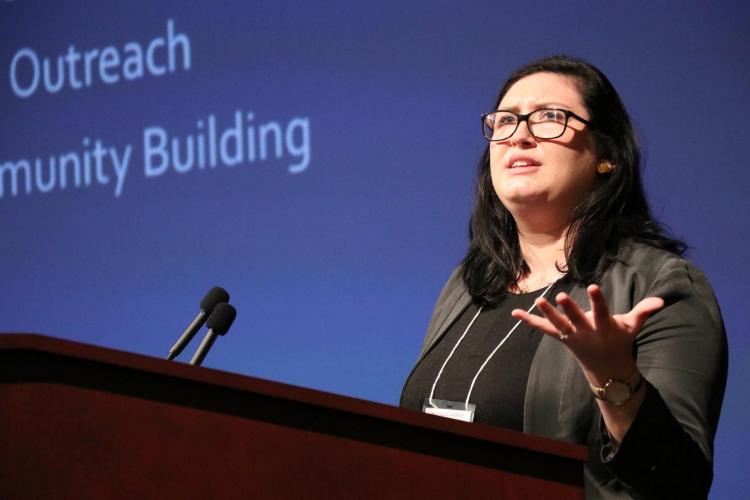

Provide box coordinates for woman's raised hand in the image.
[511,284,664,384]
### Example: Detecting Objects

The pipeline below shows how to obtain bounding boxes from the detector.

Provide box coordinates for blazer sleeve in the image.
[600,256,728,499]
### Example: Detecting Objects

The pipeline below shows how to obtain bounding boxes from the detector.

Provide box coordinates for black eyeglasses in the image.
[481,108,592,141]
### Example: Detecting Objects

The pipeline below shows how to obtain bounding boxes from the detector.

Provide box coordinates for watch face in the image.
[604,380,632,404]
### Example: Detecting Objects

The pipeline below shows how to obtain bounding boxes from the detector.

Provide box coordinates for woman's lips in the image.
[506,156,541,169]
[506,156,541,173]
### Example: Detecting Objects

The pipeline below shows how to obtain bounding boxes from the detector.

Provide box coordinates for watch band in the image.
[590,366,643,405]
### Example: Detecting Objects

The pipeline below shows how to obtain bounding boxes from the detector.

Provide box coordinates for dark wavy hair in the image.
[462,55,686,303]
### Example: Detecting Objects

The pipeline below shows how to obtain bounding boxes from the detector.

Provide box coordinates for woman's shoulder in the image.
[610,240,704,283]
[432,265,469,313]
[607,240,720,318]
[615,239,687,267]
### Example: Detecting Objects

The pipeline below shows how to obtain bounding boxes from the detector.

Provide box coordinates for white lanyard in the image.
[426,281,556,408]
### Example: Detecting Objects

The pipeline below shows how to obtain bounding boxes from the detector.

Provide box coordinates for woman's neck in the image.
[513,218,569,292]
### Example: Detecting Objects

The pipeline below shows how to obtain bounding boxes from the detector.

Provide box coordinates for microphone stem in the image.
[190,331,217,366]
[167,311,206,360]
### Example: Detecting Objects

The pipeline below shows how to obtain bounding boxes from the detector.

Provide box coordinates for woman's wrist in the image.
[595,374,648,445]
[582,358,638,389]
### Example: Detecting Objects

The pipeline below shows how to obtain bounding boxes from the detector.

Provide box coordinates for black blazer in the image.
[407,242,727,499]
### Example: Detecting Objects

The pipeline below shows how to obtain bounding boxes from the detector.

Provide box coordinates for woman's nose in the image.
[509,120,535,146]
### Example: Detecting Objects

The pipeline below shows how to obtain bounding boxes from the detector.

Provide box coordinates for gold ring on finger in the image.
[557,320,574,340]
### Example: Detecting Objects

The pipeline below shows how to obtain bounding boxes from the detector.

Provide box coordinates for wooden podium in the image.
[0,334,585,499]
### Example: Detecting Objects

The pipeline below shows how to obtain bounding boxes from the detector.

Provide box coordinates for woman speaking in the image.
[400,56,727,499]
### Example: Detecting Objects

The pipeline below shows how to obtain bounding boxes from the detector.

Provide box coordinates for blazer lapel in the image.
[417,284,472,360]
[523,284,595,441]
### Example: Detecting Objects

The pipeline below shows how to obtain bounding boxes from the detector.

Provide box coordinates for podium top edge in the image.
[0,332,586,461]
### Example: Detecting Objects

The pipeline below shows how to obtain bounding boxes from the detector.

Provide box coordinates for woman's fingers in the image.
[555,292,589,330]
[513,288,664,345]
[631,296,665,316]
[511,308,558,336]
[512,296,581,341]
[535,298,576,335]
[587,284,612,330]
[624,297,665,332]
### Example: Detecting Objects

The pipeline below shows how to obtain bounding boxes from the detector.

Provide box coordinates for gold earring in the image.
[596,161,614,174]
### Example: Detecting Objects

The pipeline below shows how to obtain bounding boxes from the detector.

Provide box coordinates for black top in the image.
[401,279,570,431]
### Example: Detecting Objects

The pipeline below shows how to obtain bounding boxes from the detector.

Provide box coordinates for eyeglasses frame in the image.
[481,108,593,142]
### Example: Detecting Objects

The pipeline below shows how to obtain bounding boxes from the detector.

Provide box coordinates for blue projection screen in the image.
[2,2,747,497]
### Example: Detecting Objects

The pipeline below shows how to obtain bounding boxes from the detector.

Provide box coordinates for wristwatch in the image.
[590,367,643,406]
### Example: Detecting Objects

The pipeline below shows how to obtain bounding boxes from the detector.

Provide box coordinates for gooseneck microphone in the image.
[166,287,230,360]
[190,302,237,366]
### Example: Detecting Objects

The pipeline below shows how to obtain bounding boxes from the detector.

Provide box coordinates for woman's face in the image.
[489,72,599,223]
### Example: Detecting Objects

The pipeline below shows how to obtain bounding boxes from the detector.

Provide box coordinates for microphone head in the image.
[200,287,230,313]
[206,302,237,335]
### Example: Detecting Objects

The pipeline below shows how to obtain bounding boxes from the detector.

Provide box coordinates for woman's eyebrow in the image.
[497,102,572,111]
